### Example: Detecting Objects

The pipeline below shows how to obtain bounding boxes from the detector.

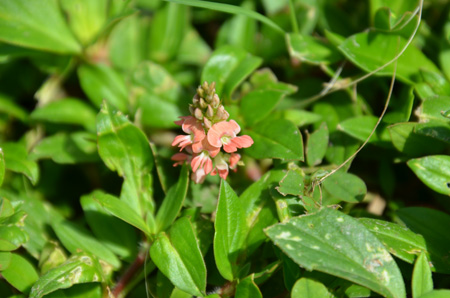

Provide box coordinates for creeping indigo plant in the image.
[0,0,449,298]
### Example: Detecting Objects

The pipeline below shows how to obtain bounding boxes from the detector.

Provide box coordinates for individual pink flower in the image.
[207,120,253,153]
[210,153,230,180]
[171,152,190,167]
[191,152,213,175]
[229,153,240,170]
[191,167,207,184]
[172,116,205,151]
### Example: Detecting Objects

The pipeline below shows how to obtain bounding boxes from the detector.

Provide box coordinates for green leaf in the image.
[245,119,304,160]
[150,217,206,296]
[0,211,29,251]
[148,3,188,62]
[412,252,433,298]
[322,172,367,203]
[240,169,285,257]
[201,46,262,98]
[287,33,342,65]
[30,252,104,298]
[166,0,284,36]
[78,64,129,112]
[418,290,450,298]
[414,122,450,144]
[108,15,145,70]
[214,179,247,281]
[30,132,98,164]
[2,254,39,294]
[383,87,414,124]
[156,165,189,232]
[358,218,429,265]
[388,123,446,157]
[276,170,304,197]
[306,122,329,167]
[415,71,450,99]
[216,1,257,54]
[240,88,289,127]
[0,0,81,54]
[97,101,154,216]
[1,142,39,185]
[338,116,387,143]
[0,94,28,122]
[407,155,450,195]
[38,242,67,274]
[338,31,439,83]
[419,96,450,123]
[291,278,332,298]
[30,98,97,132]
[81,191,138,261]
[177,26,211,65]
[47,283,102,298]
[0,149,4,187]
[131,61,183,128]
[278,110,323,127]
[52,219,120,269]
[60,0,107,45]
[0,251,11,270]
[235,274,262,298]
[266,208,406,298]
[88,191,152,237]
[396,207,450,274]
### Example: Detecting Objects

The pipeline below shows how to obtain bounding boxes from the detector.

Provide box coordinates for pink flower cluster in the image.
[171,82,254,183]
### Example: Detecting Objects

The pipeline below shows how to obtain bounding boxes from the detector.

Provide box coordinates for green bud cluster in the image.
[189,81,229,129]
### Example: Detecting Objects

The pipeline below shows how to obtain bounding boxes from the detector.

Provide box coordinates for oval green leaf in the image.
[412,252,433,298]
[155,165,189,232]
[150,217,206,297]
[291,278,332,298]
[235,274,262,298]
[1,143,39,185]
[97,101,154,216]
[214,179,247,281]
[0,0,81,54]
[245,119,304,161]
[407,155,450,195]
[2,253,39,294]
[322,172,367,203]
[30,252,104,298]
[52,219,120,269]
[396,207,450,274]
[201,45,262,98]
[266,208,406,298]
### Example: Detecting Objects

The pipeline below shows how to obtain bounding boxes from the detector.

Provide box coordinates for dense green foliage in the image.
[0,0,449,297]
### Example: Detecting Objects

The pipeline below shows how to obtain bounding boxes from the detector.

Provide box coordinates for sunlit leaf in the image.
[266,208,406,298]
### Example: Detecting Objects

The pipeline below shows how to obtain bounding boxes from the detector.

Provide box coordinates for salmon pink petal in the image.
[228,120,241,134]
[231,135,253,148]
[229,153,240,169]
[207,124,223,147]
[192,141,203,153]
[191,155,202,172]
[183,117,205,142]
[172,135,192,151]
[204,158,213,174]
[208,146,220,158]
[223,142,238,153]
[218,168,229,179]
[192,168,207,184]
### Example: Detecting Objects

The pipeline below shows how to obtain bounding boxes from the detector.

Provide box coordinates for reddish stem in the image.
[112,252,146,297]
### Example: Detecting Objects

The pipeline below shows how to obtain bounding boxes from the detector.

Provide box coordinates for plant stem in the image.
[288,0,299,34]
[112,250,147,298]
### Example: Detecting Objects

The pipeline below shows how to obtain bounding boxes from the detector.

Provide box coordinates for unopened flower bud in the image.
[216,106,229,121]
[189,104,195,115]
[210,81,216,91]
[206,94,213,103]
[199,98,207,109]
[197,87,204,98]
[204,117,212,129]
[194,108,203,120]
[202,81,208,90]
[206,105,214,118]
[193,94,200,105]
[212,94,220,108]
